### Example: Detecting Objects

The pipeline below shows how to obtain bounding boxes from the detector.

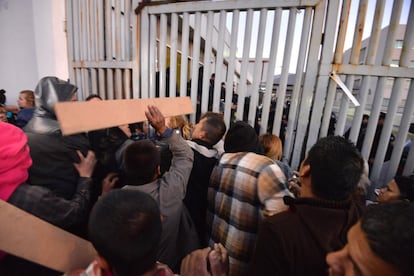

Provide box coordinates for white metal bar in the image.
[159,13,167,98]
[124,0,131,61]
[247,8,267,125]
[89,0,97,61]
[201,11,214,114]
[97,0,105,61]
[66,0,76,83]
[361,0,403,159]
[114,1,122,60]
[132,0,140,98]
[179,13,190,98]
[306,0,340,149]
[115,69,122,99]
[371,1,413,182]
[260,8,282,134]
[335,0,368,136]
[189,12,202,122]
[107,68,114,99]
[91,68,98,95]
[72,61,133,68]
[169,13,178,98]
[148,14,157,98]
[330,64,414,79]
[105,0,113,61]
[272,8,296,135]
[98,69,106,99]
[213,10,227,112]
[236,9,253,121]
[124,69,131,99]
[333,0,351,64]
[284,7,312,160]
[348,0,385,144]
[146,0,320,14]
[291,0,326,169]
[224,10,240,127]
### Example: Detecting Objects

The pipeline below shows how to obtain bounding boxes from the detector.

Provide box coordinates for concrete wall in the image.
[0,0,68,105]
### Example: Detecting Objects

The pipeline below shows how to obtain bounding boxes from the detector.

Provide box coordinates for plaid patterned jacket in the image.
[207,152,291,275]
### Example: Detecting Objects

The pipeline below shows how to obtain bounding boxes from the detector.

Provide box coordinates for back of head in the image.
[361,202,414,276]
[167,115,192,140]
[124,140,160,185]
[0,122,32,201]
[224,121,262,154]
[0,89,6,104]
[200,112,226,145]
[394,175,414,202]
[258,133,282,160]
[34,76,78,116]
[88,189,162,276]
[305,136,363,200]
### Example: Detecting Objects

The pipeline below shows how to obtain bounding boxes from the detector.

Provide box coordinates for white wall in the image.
[0,0,68,105]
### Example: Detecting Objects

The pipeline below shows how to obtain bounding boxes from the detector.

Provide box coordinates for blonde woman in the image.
[166,115,193,140]
[258,133,293,180]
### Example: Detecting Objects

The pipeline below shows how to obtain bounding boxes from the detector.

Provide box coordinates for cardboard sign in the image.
[0,200,96,272]
[55,97,194,135]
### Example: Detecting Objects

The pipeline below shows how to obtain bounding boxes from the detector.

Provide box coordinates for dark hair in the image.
[0,89,6,105]
[361,202,414,276]
[85,94,103,101]
[224,121,263,154]
[199,112,226,145]
[304,136,363,200]
[394,175,414,202]
[124,140,160,185]
[88,189,161,276]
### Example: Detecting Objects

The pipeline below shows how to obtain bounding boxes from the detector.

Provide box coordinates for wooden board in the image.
[0,200,96,272]
[55,97,194,135]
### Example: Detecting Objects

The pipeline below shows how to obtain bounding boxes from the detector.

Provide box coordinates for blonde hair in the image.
[259,133,283,160]
[166,115,193,140]
[20,90,35,107]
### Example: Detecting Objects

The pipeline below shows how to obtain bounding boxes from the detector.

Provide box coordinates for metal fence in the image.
[66,0,414,189]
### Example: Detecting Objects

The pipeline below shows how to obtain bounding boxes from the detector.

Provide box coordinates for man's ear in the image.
[300,164,311,178]
[157,165,161,176]
[96,255,111,271]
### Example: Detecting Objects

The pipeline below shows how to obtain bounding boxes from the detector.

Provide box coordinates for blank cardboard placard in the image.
[55,97,194,135]
[0,200,96,272]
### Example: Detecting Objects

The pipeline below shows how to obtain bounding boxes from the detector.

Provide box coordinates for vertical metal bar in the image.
[97,0,105,98]
[335,0,368,136]
[179,12,190,98]
[124,0,131,61]
[361,1,403,160]
[114,0,121,60]
[106,0,114,99]
[169,13,178,98]
[247,8,267,125]
[236,9,253,121]
[149,14,157,98]
[140,7,150,98]
[291,0,326,169]
[284,7,312,160]
[66,0,76,84]
[349,0,385,144]
[306,0,340,149]
[372,1,412,182]
[158,13,168,98]
[213,10,227,112]
[272,8,296,135]
[201,11,214,114]
[260,8,281,135]
[224,10,240,127]
[333,0,351,64]
[124,69,131,99]
[189,12,202,122]
[132,0,140,98]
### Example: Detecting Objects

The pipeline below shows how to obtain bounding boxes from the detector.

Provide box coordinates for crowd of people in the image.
[0,76,414,276]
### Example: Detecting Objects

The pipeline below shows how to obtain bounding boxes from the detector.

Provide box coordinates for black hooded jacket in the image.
[24,76,90,199]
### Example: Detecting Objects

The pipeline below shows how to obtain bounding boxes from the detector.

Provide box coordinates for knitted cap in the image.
[0,122,32,201]
[224,121,263,154]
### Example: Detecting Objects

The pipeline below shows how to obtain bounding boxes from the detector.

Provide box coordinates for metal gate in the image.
[66,0,414,189]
